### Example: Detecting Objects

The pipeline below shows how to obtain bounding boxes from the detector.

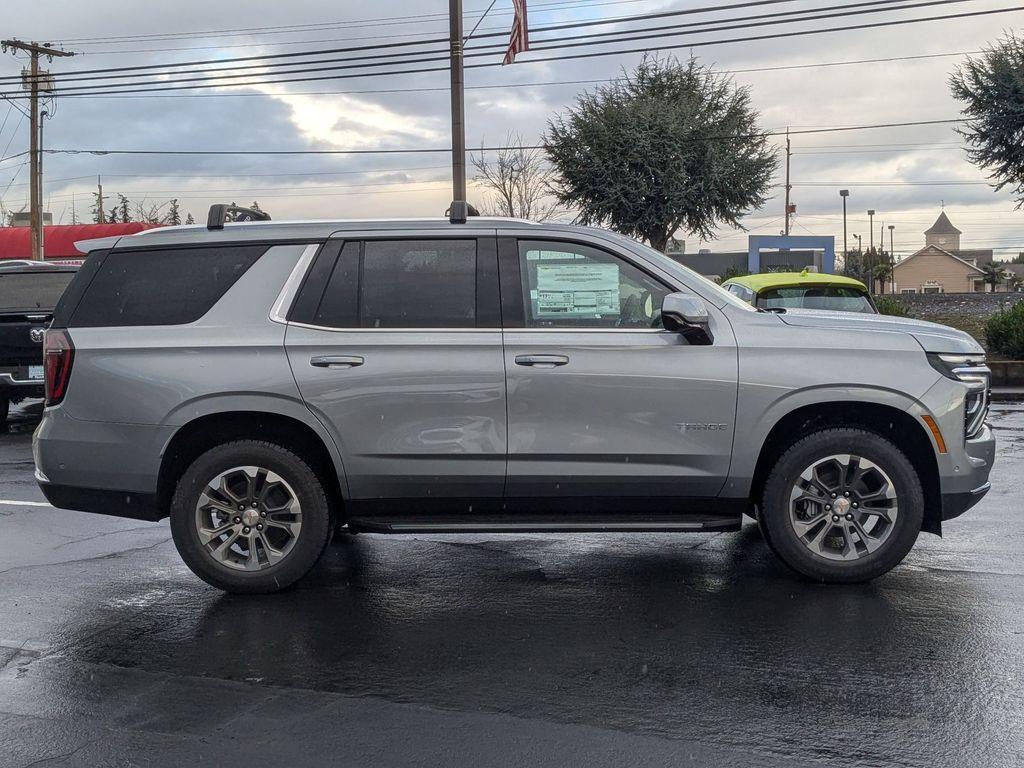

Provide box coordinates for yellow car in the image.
[720,271,877,314]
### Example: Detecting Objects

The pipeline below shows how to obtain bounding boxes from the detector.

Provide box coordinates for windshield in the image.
[621,236,757,311]
[757,285,875,314]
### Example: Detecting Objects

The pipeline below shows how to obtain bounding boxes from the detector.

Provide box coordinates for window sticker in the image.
[525,249,584,261]
[535,263,620,317]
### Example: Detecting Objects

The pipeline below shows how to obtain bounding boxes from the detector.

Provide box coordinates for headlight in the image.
[927,353,990,440]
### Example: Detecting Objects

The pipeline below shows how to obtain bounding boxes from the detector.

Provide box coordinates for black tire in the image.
[0,395,9,429]
[760,427,924,583]
[170,440,332,594]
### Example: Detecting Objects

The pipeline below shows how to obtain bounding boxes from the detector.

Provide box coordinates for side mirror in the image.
[661,293,714,345]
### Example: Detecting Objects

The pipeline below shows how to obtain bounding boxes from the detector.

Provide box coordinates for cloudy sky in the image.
[1,0,1022,259]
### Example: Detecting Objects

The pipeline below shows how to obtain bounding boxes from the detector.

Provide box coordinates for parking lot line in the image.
[0,499,52,507]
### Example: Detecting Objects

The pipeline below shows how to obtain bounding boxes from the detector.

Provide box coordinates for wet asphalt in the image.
[0,401,1023,768]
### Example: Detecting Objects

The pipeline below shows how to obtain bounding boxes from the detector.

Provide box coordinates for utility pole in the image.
[784,129,792,236]
[448,0,467,204]
[96,175,105,223]
[2,40,74,261]
[867,210,876,253]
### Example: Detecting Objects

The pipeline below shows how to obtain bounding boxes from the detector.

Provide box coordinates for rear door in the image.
[286,233,506,502]
[499,234,739,500]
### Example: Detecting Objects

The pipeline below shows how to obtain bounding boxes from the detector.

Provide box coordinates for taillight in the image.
[43,329,74,406]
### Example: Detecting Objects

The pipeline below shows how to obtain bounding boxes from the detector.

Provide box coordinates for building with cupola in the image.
[891,211,998,293]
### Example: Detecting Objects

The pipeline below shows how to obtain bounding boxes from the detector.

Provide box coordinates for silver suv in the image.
[32,208,995,592]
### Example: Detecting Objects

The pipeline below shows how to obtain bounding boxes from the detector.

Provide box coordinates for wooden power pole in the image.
[2,40,74,260]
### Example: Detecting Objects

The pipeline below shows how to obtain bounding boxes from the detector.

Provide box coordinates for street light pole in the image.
[888,224,896,295]
[840,190,850,264]
[868,210,876,252]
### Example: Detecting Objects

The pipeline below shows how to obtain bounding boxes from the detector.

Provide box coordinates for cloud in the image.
[0,0,1020,255]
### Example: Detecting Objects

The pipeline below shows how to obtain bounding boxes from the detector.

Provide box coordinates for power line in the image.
[468,4,1024,70]
[2,0,909,86]
[58,0,648,44]
[53,0,664,56]
[2,0,991,95]
[36,118,971,160]
[3,164,454,187]
[41,7,1024,99]
[32,50,980,100]
[41,144,547,157]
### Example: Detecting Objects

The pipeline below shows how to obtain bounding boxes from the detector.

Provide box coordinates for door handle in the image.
[311,355,364,369]
[515,354,569,368]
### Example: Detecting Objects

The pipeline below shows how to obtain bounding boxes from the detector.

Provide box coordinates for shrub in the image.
[875,297,909,317]
[985,301,1024,359]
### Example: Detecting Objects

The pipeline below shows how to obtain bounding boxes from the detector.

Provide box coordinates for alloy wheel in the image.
[788,453,899,562]
[193,465,303,571]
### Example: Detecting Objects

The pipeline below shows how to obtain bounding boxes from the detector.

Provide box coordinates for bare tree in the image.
[471,135,560,221]
[133,200,169,224]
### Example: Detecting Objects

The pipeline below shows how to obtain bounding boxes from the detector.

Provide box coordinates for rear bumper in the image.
[0,370,45,399]
[33,407,172,518]
[39,481,164,522]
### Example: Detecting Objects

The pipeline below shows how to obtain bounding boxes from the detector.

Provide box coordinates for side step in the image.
[347,515,742,534]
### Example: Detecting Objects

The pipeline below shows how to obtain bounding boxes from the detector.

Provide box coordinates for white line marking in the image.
[0,499,53,507]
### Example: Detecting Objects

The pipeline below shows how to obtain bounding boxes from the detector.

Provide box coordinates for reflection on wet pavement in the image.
[1,402,1023,767]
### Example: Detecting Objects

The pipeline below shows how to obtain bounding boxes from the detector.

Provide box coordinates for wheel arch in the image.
[157,410,346,522]
[749,400,942,536]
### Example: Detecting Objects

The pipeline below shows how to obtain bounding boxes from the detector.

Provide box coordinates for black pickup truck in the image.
[0,261,78,426]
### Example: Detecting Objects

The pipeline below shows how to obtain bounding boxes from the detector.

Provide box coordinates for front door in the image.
[286,235,506,501]
[499,236,738,500]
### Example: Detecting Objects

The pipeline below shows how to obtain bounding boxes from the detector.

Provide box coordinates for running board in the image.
[347,515,742,534]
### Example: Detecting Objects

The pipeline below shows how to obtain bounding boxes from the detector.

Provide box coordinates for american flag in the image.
[503,0,529,65]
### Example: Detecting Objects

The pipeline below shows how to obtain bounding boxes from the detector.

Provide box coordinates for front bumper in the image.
[941,482,991,522]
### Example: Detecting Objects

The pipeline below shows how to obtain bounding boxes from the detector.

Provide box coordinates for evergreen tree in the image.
[91,192,104,223]
[545,55,777,252]
[951,34,1024,206]
[167,198,182,226]
[117,194,131,223]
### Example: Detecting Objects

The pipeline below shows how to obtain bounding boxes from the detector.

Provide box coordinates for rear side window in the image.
[312,239,478,329]
[362,240,476,328]
[0,271,76,312]
[68,245,267,327]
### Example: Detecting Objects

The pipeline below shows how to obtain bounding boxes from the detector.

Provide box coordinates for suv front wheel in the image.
[170,440,332,593]
[760,428,924,583]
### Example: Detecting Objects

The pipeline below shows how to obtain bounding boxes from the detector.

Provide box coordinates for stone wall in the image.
[886,292,1024,344]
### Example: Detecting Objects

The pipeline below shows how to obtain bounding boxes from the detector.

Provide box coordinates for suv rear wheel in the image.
[760,428,924,583]
[169,440,332,593]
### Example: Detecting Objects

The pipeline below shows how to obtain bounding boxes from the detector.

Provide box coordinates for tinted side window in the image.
[361,240,476,328]
[312,241,359,328]
[517,240,671,329]
[306,239,483,329]
[68,245,267,328]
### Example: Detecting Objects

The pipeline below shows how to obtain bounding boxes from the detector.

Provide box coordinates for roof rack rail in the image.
[447,200,479,225]
[207,204,271,231]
